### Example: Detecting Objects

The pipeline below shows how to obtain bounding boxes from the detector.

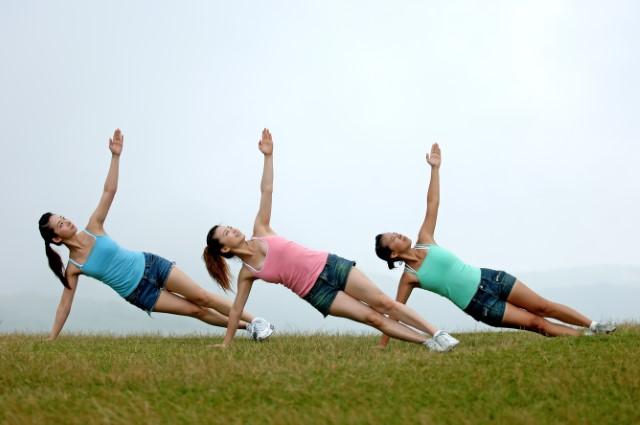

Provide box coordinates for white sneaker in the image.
[424,337,448,352]
[245,321,254,338]
[251,317,275,341]
[433,330,460,351]
[585,321,617,336]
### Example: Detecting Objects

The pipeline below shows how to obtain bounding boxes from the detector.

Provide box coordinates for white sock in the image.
[589,321,598,331]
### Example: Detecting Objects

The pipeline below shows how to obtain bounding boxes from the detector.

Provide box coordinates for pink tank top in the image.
[244,235,329,298]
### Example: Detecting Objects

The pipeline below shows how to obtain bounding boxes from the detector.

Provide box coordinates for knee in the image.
[363,311,385,329]
[371,296,397,314]
[533,300,553,317]
[189,305,209,319]
[189,291,211,307]
[528,315,549,334]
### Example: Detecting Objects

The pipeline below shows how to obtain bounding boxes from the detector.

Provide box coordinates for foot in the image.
[245,321,254,338]
[423,337,443,352]
[433,330,460,351]
[584,321,617,336]
[250,317,275,341]
[424,334,457,353]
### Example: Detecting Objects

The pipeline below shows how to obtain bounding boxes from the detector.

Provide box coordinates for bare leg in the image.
[164,267,255,323]
[329,291,427,344]
[344,267,438,336]
[153,290,249,329]
[501,303,582,337]
[508,280,591,327]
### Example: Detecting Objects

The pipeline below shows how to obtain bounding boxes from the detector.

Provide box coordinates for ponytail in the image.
[39,212,70,289]
[45,242,70,289]
[203,225,234,291]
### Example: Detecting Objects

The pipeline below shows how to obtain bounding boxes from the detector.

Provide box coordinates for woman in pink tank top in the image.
[203,129,459,352]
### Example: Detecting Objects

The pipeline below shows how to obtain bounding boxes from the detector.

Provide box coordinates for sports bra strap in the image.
[68,257,83,268]
[404,265,418,275]
[243,262,259,273]
[83,229,98,238]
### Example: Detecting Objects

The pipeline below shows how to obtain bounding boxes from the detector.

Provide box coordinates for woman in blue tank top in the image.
[374,143,615,344]
[38,129,273,341]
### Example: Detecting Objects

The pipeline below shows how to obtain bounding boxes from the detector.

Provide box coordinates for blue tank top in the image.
[68,229,145,298]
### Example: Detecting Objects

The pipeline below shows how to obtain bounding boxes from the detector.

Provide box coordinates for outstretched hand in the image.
[426,143,441,168]
[109,128,124,157]
[258,128,273,156]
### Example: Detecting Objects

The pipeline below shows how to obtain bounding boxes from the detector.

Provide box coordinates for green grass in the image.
[1,326,639,425]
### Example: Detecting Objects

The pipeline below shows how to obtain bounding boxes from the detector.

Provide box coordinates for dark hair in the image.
[375,233,398,270]
[38,212,70,289]
[203,225,234,291]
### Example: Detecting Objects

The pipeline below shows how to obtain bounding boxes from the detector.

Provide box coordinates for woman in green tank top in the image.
[374,143,615,345]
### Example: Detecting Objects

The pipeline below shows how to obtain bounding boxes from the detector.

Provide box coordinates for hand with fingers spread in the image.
[426,143,441,169]
[109,128,124,157]
[258,128,273,156]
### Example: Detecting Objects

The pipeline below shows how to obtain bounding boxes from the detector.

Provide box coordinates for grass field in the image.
[1,325,639,425]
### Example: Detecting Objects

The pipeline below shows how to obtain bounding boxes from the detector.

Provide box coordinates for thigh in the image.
[507,280,549,312]
[500,302,541,330]
[343,267,390,306]
[328,290,380,322]
[164,267,210,300]
[152,290,201,315]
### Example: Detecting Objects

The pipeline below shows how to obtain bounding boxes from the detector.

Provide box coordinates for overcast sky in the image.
[1,1,638,334]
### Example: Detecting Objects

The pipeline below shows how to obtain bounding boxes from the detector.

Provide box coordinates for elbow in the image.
[103,186,118,195]
[261,186,273,194]
[427,199,439,207]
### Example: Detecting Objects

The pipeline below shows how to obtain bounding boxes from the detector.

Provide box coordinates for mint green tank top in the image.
[405,244,481,309]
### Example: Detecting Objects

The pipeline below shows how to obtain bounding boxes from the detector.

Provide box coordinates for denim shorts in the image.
[303,254,356,317]
[463,268,517,327]
[125,252,175,313]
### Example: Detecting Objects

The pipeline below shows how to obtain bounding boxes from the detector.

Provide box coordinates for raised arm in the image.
[213,272,254,348]
[48,272,79,340]
[253,128,275,237]
[86,129,123,234]
[417,143,441,244]
[378,272,417,347]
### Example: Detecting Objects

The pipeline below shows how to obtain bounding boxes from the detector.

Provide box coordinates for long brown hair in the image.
[38,212,70,289]
[375,233,398,270]
[203,225,234,291]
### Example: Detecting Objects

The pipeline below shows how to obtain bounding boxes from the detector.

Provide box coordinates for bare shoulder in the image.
[84,222,106,236]
[237,266,255,282]
[416,233,436,245]
[252,227,277,238]
[400,270,419,286]
[64,267,80,287]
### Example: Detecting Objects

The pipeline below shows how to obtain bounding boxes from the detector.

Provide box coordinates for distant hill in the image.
[2,265,638,335]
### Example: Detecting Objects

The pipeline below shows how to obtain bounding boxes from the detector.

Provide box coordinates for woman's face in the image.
[48,214,77,241]
[381,232,412,256]
[213,225,246,251]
